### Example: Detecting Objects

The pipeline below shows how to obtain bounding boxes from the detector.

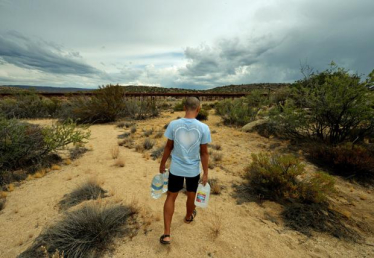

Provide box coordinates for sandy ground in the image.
[0,110,373,258]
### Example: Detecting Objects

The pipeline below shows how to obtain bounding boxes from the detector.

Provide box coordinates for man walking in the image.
[159,97,211,245]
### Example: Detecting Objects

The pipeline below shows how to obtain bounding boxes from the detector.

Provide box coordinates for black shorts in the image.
[168,171,200,193]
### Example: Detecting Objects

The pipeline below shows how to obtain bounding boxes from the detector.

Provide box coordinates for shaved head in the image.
[184,97,200,111]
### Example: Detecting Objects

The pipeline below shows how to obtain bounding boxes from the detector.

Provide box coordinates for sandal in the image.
[160,234,171,245]
[184,209,197,223]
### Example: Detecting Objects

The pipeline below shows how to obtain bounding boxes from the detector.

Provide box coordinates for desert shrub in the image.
[173,99,186,111]
[208,144,222,151]
[134,144,144,152]
[269,87,291,107]
[118,138,134,148]
[0,118,90,185]
[163,123,169,129]
[116,122,125,128]
[143,128,153,137]
[115,158,125,167]
[0,198,5,211]
[125,99,159,120]
[196,109,209,121]
[111,146,119,159]
[252,120,279,138]
[143,138,155,150]
[19,203,138,258]
[0,92,62,119]
[208,178,222,195]
[246,153,335,203]
[130,125,137,134]
[59,180,107,210]
[118,132,130,139]
[154,131,163,138]
[117,122,134,128]
[269,64,374,144]
[151,146,164,160]
[308,143,374,184]
[215,92,268,126]
[212,152,223,162]
[69,145,88,160]
[59,85,158,124]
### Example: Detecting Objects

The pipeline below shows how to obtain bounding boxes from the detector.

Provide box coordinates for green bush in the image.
[215,91,269,126]
[173,99,186,111]
[269,64,374,144]
[0,92,61,119]
[0,118,90,185]
[245,153,335,203]
[59,85,158,123]
[196,109,209,121]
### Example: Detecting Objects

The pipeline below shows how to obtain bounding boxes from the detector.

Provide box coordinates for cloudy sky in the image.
[0,0,373,89]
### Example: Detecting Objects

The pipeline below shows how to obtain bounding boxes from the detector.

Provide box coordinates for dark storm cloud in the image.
[178,0,374,87]
[0,31,100,75]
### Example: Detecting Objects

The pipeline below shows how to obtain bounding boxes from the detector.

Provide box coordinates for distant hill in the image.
[0,85,93,93]
[206,83,290,93]
[0,83,290,94]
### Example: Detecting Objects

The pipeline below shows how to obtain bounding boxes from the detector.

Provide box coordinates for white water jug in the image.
[194,183,210,208]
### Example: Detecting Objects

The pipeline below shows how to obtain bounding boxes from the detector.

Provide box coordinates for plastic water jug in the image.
[162,169,169,193]
[194,183,210,208]
[151,174,164,199]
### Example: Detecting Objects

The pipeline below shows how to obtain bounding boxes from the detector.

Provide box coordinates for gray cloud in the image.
[0,31,100,75]
[0,0,373,89]
[176,0,374,88]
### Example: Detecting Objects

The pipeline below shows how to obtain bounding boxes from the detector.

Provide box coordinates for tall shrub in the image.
[270,64,374,144]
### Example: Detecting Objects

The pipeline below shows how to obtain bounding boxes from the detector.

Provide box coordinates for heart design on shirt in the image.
[175,127,200,153]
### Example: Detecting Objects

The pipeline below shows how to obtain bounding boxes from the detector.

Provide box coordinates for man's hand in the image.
[202,173,208,186]
[159,163,166,173]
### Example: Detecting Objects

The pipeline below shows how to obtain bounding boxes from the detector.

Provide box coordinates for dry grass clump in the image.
[151,146,164,160]
[135,144,145,153]
[69,145,89,160]
[118,138,134,148]
[64,159,72,165]
[208,178,222,195]
[111,145,120,159]
[143,128,154,137]
[130,125,137,134]
[115,158,125,167]
[117,121,134,129]
[51,165,61,171]
[0,198,6,211]
[208,144,222,151]
[118,132,130,139]
[154,131,163,138]
[143,138,155,150]
[19,203,138,258]
[209,211,222,239]
[34,171,45,178]
[59,179,107,210]
[212,152,223,162]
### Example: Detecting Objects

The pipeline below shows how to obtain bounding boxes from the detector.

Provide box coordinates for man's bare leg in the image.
[163,191,179,241]
[185,191,196,220]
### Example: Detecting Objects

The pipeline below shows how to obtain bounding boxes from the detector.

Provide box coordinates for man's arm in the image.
[159,139,174,173]
[200,144,209,185]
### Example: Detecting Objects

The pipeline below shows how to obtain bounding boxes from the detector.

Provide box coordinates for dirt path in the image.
[0,113,373,258]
